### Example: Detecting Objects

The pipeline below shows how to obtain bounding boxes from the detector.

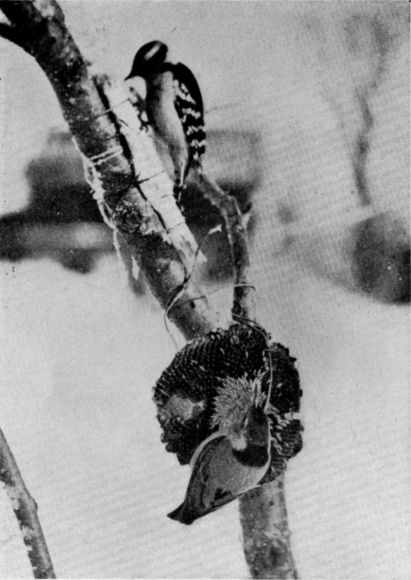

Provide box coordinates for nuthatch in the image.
[168,376,271,525]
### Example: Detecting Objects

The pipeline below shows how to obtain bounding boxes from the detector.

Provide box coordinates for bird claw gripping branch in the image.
[153,322,303,524]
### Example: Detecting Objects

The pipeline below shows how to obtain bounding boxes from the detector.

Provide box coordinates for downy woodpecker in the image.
[125,41,206,198]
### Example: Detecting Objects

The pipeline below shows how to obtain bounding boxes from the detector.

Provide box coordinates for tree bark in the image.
[0,0,216,339]
[240,474,298,579]
[0,428,56,578]
[0,2,298,578]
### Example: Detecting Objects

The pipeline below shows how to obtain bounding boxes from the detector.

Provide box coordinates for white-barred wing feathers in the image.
[171,63,206,169]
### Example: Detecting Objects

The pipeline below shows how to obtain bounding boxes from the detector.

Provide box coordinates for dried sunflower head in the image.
[153,322,303,482]
[210,372,266,432]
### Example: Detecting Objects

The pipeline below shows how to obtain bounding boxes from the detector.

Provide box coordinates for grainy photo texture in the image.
[0,1,409,578]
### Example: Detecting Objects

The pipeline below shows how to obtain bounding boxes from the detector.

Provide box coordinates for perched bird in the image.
[167,378,271,525]
[125,40,206,198]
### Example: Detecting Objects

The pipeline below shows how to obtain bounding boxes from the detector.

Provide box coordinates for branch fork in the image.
[0,1,299,577]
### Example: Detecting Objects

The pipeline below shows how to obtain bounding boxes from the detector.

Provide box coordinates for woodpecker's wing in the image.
[171,63,203,113]
[170,62,206,167]
[167,436,238,525]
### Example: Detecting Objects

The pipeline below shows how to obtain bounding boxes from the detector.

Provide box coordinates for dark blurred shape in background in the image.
[0,130,110,274]
[0,129,260,278]
[0,128,408,303]
[351,213,410,303]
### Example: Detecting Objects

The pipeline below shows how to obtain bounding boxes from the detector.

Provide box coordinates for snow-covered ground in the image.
[0,252,408,578]
[0,2,409,578]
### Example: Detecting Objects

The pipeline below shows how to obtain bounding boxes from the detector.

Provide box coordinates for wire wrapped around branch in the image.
[0,0,217,340]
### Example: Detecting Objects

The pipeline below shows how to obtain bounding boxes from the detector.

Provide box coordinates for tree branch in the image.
[0,1,298,578]
[0,0,216,339]
[240,474,298,579]
[193,177,297,579]
[0,428,56,579]
[193,172,255,321]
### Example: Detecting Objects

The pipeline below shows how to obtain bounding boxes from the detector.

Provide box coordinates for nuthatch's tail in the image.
[167,503,196,525]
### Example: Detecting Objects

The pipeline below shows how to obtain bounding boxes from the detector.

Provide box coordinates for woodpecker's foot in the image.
[173,183,186,205]
[130,97,150,131]
[137,109,150,132]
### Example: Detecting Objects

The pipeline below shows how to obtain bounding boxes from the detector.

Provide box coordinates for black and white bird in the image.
[167,378,271,525]
[125,40,206,198]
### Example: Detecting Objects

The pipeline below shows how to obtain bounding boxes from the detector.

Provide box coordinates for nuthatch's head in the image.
[241,403,271,449]
[167,378,272,525]
[125,40,168,80]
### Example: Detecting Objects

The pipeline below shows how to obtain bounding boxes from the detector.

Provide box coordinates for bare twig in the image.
[0,428,56,579]
[0,2,298,578]
[194,173,298,579]
[193,171,255,321]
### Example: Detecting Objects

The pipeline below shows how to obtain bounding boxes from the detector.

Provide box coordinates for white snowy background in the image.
[0,2,409,578]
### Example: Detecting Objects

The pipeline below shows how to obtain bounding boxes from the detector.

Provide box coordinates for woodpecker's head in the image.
[125,40,168,80]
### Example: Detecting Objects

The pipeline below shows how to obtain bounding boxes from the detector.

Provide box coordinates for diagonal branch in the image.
[0,0,216,340]
[0,428,56,579]
[0,1,299,578]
